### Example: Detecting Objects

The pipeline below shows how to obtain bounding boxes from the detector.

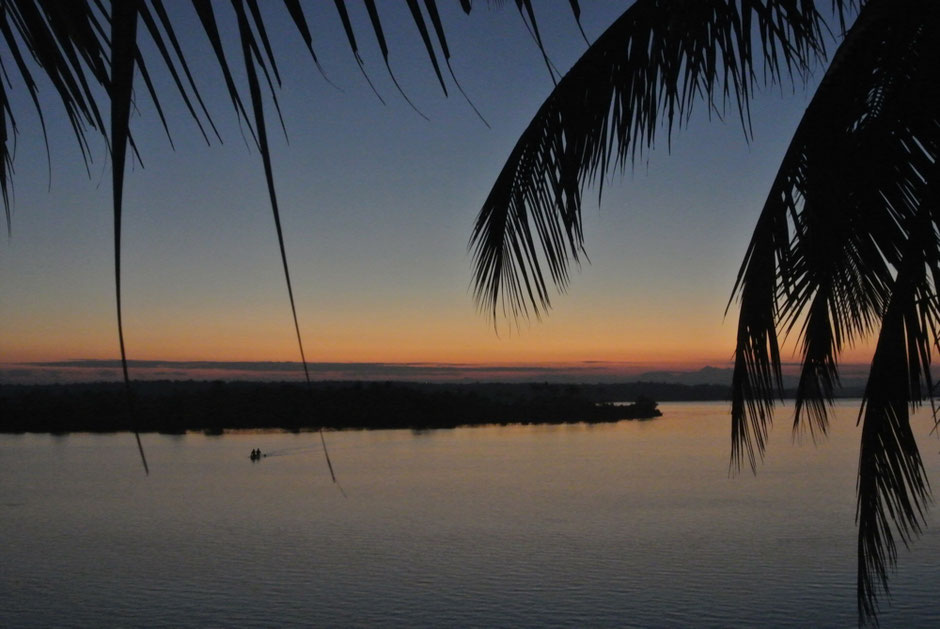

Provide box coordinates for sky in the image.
[0,2,874,383]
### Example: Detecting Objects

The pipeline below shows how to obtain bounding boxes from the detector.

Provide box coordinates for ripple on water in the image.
[1,403,939,627]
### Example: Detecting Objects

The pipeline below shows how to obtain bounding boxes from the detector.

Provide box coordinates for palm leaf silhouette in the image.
[466,0,939,622]
[469,0,834,323]
[729,1,940,617]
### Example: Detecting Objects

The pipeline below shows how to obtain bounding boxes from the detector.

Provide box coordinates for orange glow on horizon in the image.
[2,287,878,371]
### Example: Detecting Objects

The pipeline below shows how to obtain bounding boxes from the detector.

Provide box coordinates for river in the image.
[2,401,939,627]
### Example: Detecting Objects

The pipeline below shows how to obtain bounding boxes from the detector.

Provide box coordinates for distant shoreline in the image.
[0,379,876,434]
[0,380,672,434]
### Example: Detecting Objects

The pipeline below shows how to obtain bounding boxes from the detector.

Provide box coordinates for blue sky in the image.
[0,2,863,381]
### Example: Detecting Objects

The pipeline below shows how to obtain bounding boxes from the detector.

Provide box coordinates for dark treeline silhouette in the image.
[0,381,665,434]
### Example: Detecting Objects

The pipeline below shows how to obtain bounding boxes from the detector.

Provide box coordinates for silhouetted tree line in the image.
[0,381,669,434]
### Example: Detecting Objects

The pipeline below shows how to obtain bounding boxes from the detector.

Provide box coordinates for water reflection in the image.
[1,402,938,627]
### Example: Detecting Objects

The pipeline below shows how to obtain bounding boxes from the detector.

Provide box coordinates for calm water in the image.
[3,401,940,627]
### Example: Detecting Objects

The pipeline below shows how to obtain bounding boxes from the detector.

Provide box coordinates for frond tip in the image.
[470,0,833,325]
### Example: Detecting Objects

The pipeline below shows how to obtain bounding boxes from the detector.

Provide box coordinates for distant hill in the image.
[631,365,868,396]
[632,366,733,386]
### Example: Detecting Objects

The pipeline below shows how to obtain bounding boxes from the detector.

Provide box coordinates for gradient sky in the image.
[0,2,873,379]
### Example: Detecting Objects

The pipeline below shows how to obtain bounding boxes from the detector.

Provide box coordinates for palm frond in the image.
[854,16,940,611]
[729,202,788,472]
[469,0,835,325]
[362,0,426,119]
[729,0,940,620]
[0,0,110,207]
[281,0,330,83]
[857,194,939,619]
[0,48,15,234]
[854,138,935,628]
[729,0,925,471]
[422,0,489,127]
[191,0,257,145]
[333,0,387,105]
[230,0,338,484]
[148,0,221,142]
[109,0,147,474]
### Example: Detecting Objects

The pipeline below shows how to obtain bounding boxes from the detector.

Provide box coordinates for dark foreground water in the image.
[2,401,939,627]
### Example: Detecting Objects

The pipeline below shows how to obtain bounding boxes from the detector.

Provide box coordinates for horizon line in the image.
[0,358,879,386]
